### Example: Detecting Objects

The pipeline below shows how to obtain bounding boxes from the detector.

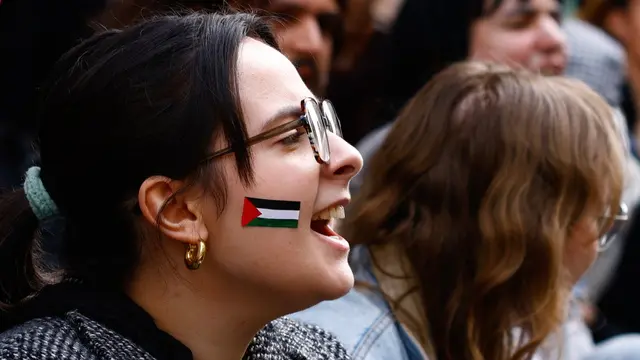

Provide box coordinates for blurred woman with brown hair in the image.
[293,61,631,360]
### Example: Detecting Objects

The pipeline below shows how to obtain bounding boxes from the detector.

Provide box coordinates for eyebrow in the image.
[503,1,558,17]
[260,105,304,133]
[504,4,534,16]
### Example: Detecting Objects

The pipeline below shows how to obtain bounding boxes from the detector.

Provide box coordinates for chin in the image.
[279,271,353,315]
[280,261,354,314]
[320,261,355,301]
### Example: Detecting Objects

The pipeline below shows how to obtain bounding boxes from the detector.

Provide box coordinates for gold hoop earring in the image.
[184,238,207,270]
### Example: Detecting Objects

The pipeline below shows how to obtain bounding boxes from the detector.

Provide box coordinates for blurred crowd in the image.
[4,0,640,359]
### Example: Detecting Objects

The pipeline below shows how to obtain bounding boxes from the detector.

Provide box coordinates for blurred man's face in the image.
[470,0,567,75]
[266,0,342,95]
[99,0,342,95]
[102,0,342,95]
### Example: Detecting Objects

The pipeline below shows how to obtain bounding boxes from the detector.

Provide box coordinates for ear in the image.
[604,9,630,44]
[138,176,208,245]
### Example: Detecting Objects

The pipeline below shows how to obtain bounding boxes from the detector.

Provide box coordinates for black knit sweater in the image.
[0,282,350,360]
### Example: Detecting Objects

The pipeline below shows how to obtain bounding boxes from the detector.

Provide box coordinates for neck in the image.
[126,265,277,360]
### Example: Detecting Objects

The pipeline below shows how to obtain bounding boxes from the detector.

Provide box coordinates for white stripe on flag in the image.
[257,208,300,220]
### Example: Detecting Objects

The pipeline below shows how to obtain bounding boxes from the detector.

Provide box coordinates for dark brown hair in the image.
[579,0,628,28]
[344,62,625,360]
[0,13,277,312]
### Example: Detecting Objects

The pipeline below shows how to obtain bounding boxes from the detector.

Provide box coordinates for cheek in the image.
[218,151,320,238]
[320,37,333,61]
[563,221,600,284]
[471,28,538,66]
[202,154,345,296]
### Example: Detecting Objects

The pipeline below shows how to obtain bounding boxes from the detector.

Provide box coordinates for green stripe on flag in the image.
[246,218,299,228]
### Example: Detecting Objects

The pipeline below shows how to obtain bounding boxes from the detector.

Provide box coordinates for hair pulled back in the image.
[0,12,278,311]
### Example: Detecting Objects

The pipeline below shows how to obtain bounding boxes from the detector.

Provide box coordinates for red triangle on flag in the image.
[241,197,262,227]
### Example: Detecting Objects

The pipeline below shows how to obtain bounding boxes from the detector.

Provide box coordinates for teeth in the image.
[312,205,345,220]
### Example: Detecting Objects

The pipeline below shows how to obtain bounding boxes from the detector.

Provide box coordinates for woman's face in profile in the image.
[197,38,363,310]
[564,201,623,285]
[470,0,567,75]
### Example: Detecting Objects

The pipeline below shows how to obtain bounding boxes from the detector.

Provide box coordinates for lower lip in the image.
[312,230,350,252]
[297,67,313,78]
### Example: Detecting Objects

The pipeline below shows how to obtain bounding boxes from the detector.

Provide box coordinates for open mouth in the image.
[297,65,314,79]
[311,219,337,237]
[310,205,345,237]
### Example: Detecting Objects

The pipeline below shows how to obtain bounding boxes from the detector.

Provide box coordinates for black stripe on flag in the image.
[247,197,301,211]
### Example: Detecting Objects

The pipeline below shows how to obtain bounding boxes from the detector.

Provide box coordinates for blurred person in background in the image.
[561,4,640,346]
[320,0,404,144]
[580,0,640,140]
[350,0,567,193]
[564,17,626,110]
[294,61,640,360]
[99,0,345,96]
[576,0,640,342]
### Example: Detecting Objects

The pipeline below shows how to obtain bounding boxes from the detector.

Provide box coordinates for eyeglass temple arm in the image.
[202,117,306,162]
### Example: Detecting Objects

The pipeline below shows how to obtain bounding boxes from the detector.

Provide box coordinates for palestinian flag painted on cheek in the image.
[241,197,301,228]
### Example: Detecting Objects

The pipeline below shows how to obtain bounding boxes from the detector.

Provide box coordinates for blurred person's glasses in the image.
[202,98,342,164]
[597,202,629,252]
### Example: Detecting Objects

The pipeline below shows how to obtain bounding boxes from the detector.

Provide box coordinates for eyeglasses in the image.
[203,98,342,163]
[597,202,629,252]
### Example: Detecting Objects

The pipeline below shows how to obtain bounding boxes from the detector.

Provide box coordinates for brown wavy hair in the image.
[343,62,625,360]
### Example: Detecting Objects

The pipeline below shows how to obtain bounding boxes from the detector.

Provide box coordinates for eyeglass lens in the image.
[302,98,343,163]
[597,203,629,252]
[321,100,343,138]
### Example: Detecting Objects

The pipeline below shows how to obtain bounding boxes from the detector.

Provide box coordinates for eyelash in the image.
[279,127,306,146]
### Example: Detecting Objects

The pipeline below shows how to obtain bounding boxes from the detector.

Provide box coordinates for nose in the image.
[288,15,325,56]
[536,16,566,54]
[322,133,363,181]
